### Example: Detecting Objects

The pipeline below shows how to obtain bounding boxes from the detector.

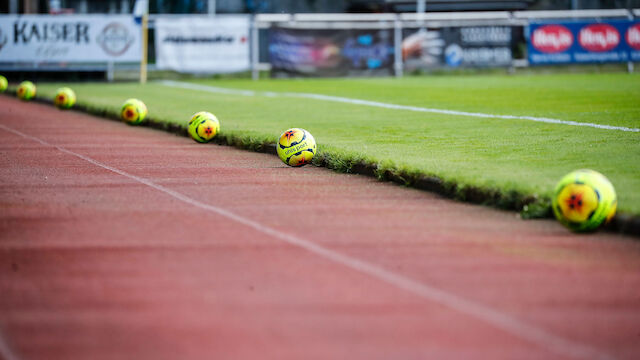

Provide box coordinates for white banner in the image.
[155,16,250,73]
[0,15,141,62]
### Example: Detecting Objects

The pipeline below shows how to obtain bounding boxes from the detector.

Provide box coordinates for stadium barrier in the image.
[528,20,640,66]
[0,9,637,80]
[153,15,250,74]
[0,14,142,81]
[253,9,638,79]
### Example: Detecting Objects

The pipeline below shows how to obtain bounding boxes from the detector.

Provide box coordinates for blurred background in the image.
[1,0,638,81]
[4,0,640,14]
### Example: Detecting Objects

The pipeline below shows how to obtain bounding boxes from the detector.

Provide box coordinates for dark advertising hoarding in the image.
[402,26,517,70]
[528,21,640,65]
[268,27,394,77]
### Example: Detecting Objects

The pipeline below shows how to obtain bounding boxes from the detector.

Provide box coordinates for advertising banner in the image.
[155,16,249,74]
[528,21,640,65]
[402,26,516,70]
[268,27,394,77]
[0,15,141,62]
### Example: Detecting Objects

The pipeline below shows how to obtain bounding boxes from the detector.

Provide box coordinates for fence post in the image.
[107,61,114,82]
[394,17,403,78]
[140,13,148,84]
[251,15,259,80]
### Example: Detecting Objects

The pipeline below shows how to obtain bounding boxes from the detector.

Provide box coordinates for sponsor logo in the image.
[578,24,620,52]
[97,22,133,56]
[162,35,234,44]
[445,44,463,67]
[12,21,90,44]
[460,27,512,44]
[626,23,640,50]
[531,25,573,53]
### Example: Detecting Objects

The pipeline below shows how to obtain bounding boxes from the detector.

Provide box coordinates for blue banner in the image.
[528,20,640,65]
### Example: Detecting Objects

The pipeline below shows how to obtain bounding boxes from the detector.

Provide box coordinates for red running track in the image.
[0,96,639,360]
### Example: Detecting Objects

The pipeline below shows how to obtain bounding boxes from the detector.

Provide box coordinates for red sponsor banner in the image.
[529,20,640,65]
[531,25,573,53]
[626,23,640,50]
[578,24,620,52]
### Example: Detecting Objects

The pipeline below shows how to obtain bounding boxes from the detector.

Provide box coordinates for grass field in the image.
[34,73,640,216]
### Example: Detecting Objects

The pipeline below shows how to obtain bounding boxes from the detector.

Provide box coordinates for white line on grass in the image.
[0,123,616,360]
[159,80,640,133]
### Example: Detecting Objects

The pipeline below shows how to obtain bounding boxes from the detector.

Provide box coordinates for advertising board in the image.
[402,26,516,70]
[0,15,141,62]
[155,16,250,73]
[268,27,394,77]
[528,21,640,64]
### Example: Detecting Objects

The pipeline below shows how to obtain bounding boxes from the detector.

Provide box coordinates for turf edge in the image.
[9,92,640,238]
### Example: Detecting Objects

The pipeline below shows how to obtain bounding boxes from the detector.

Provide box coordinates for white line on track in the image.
[159,80,640,133]
[0,329,20,360]
[0,123,616,360]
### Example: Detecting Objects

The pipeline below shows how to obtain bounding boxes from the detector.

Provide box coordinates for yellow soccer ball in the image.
[188,111,220,143]
[552,169,617,232]
[53,87,76,110]
[276,128,317,167]
[121,98,148,125]
[17,81,36,101]
[0,75,7,92]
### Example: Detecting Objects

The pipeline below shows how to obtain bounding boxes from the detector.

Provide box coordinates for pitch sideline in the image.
[159,80,640,133]
[0,122,617,360]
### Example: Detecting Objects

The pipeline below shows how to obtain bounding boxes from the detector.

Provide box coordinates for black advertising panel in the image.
[402,26,517,70]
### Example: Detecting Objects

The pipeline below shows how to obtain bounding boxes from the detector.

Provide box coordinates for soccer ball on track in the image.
[552,169,617,232]
[17,81,36,101]
[121,98,148,125]
[276,128,317,167]
[188,111,220,143]
[53,87,76,110]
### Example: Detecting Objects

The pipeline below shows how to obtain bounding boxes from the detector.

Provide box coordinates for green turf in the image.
[33,73,640,215]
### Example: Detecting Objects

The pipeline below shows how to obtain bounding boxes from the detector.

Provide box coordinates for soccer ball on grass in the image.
[552,169,617,232]
[17,81,36,101]
[121,98,148,125]
[188,111,220,143]
[276,128,317,167]
[53,87,76,109]
[0,75,7,92]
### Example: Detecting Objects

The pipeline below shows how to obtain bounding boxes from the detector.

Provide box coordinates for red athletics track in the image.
[1,95,639,360]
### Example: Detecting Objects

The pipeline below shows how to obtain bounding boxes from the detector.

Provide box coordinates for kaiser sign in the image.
[0,15,141,62]
[528,20,640,64]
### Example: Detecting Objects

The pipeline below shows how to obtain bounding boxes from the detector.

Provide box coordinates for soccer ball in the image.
[53,87,76,110]
[276,128,317,167]
[188,111,220,143]
[552,169,617,232]
[121,98,147,125]
[0,75,7,92]
[17,81,36,101]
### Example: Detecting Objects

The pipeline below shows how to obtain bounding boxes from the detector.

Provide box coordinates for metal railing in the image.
[251,8,639,79]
